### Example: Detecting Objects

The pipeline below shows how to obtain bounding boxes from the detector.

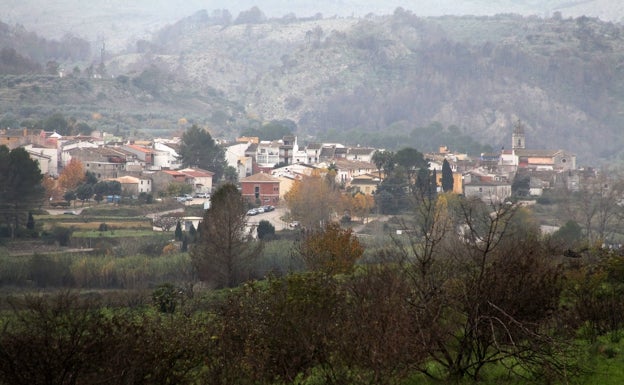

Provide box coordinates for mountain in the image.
[4,1,624,52]
[2,5,624,164]
[108,10,623,165]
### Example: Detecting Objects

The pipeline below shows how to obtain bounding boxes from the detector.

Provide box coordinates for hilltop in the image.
[3,9,624,164]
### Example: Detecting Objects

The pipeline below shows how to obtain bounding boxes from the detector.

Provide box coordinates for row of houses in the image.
[1,122,579,204]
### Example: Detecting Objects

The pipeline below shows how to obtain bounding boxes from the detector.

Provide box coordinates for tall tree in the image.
[58,159,85,191]
[371,150,394,180]
[0,146,44,238]
[394,147,427,183]
[179,125,227,181]
[441,159,454,193]
[191,183,262,288]
[285,171,341,229]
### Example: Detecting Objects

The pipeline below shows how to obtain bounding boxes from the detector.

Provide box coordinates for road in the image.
[246,206,289,231]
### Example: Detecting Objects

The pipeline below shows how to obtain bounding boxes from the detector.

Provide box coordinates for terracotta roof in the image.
[179,168,214,177]
[241,172,281,183]
[125,144,153,153]
[162,170,186,177]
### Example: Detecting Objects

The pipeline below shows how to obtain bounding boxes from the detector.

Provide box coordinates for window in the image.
[254,186,260,199]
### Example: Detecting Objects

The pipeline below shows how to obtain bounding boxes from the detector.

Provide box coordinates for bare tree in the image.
[390,195,570,381]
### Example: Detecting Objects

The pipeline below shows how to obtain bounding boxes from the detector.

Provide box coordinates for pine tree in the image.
[442,159,454,193]
[174,221,183,241]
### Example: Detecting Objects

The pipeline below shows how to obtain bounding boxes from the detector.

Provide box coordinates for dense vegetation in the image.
[2,199,624,384]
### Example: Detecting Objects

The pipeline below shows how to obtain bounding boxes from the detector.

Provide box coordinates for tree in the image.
[26,212,35,231]
[75,184,93,205]
[174,221,183,241]
[179,125,227,181]
[257,220,275,240]
[84,171,98,185]
[93,180,121,197]
[191,183,262,288]
[223,166,238,184]
[349,192,375,223]
[371,150,394,180]
[551,220,584,249]
[296,222,364,275]
[394,147,428,184]
[285,171,341,229]
[58,159,85,191]
[391,197,568,381]
[63,191,76,206]
[0,146,45,238]
[153,215,177,232]
[441,159,454,192]
[43,112,69,136]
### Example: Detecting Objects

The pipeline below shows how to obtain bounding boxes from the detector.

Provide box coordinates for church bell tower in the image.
[512,121,526,150]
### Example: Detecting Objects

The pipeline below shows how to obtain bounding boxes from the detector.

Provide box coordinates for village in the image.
[0,121,583,209]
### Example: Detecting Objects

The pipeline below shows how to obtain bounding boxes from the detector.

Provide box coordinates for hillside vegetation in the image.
[3,10,624,163]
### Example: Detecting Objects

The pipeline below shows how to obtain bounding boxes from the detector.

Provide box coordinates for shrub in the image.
[257,220,276,240]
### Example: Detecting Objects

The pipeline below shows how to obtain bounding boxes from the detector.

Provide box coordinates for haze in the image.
[5,0,624,51]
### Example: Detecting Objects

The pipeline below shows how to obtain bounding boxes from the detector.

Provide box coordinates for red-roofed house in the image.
[179,168,214,194]
[240,172,280,204]
[151,168,213,196]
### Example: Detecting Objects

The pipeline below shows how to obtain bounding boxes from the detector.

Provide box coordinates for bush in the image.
[257,220,276,240]
[42,226,73,246]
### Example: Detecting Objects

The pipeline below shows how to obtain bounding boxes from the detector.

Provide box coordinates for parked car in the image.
[195,192,210,198]
[256,206,265,213]
[176,194,193,203]
[246,208,259,216]
[63,210,78,215]
[262,205,275,212]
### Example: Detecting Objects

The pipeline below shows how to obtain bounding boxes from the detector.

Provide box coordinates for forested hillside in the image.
[2,9,624,163]
[120,10,624,164]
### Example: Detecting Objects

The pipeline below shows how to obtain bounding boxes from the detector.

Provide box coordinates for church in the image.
[500,121,576,171]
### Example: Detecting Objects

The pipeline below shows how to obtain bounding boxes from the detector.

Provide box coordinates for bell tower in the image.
[512,121,526,150]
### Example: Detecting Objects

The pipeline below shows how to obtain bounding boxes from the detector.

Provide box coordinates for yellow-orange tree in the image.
[58,158,85,191]
[296,222,363,275]
[350,192,375,223]
[284,171,341,229]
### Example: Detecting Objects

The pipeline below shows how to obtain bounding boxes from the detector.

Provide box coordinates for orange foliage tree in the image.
[296,222,364,275]
[284,171,341,229]
[42,175,61,201]
[58,159,85,191]
[350,192,375,223]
